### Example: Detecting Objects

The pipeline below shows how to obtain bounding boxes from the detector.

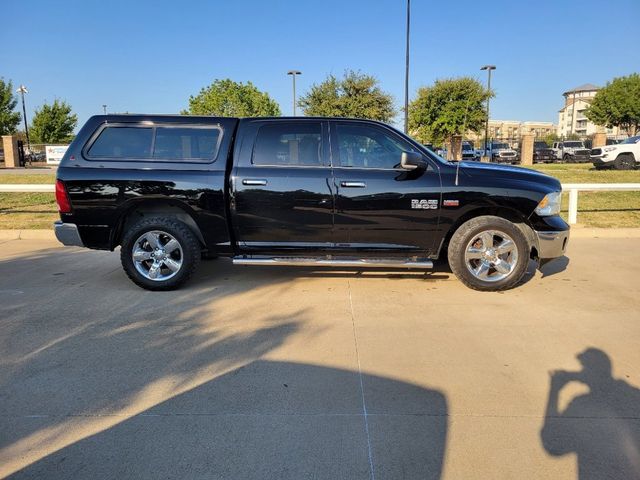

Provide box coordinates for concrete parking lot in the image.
[1,234,639,479]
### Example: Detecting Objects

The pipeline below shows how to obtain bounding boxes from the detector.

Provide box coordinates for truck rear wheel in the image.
[447,216,530,291]
[120,217,201,291]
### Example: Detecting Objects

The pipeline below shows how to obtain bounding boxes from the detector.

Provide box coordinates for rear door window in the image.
[252,122,323,166]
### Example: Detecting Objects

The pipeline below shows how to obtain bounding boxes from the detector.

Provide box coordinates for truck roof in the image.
[87,114,395,124]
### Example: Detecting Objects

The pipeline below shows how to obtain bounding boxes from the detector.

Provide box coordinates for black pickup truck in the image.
[54,115,569,291]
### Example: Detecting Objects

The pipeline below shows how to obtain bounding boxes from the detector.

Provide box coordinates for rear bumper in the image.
[535,229,569,259]
[54,221,84,247]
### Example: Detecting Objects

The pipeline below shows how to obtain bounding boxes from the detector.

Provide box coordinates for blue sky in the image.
[2,0,639,130]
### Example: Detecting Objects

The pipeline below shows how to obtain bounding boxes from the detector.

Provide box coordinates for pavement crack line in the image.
[348,279,375,480]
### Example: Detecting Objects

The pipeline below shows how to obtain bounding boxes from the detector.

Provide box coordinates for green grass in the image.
[0,166,638,229]
[0,174,56,184]
[527,163,640,184]
[0,193,58,229]
[524,164,640,227]
[0,173,59,229]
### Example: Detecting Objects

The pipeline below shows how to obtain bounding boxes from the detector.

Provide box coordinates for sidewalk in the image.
[1,235,639,479]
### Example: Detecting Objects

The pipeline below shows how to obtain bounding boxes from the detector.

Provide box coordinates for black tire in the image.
[563,154,571,162]
[120,217,201,291]
[447,216,530,291]
[614,153,636,170]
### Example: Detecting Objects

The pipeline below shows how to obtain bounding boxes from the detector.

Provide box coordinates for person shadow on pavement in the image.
[540,348,640,480]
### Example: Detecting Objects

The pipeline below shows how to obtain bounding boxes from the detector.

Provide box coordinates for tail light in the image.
[55,179,72,213]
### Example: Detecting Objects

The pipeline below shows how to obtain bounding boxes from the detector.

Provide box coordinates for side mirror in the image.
[401,151,426,170]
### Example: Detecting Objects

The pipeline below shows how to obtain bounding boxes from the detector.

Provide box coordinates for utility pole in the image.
[480,65,496,156]
[404,0,411,134]
[287,70,302,116]
[16,85,30,153]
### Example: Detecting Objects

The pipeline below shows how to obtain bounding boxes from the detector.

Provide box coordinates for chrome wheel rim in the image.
[464,230,518,283]
[132,230,183,281]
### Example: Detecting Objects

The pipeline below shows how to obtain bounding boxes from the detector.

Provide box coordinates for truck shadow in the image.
[1,246,448,479]
[0,247,308,475]
[5,360,448,480]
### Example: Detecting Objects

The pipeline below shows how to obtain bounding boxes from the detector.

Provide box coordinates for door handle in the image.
[242,179,268,186]
[340,181,366,188]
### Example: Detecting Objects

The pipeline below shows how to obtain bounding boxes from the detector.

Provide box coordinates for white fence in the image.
[0,184,55,192]
[1,183,640,226]
[562,183,640,225]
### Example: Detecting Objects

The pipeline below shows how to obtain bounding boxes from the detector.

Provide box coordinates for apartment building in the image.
[557,84,624,138]
[466,120,556,142]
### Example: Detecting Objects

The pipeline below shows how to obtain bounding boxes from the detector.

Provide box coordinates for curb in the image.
[569,227,640,238]
[1,227,640,242]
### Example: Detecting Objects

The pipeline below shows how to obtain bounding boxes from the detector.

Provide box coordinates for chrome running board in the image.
[232,256,433,269]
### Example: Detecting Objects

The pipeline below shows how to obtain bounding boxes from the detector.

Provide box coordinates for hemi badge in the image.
[443,199,460,207]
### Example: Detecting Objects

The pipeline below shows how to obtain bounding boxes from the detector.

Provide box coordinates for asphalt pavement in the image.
[1,235,639,479]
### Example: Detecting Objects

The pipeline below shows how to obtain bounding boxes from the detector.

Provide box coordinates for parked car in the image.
[591,135,639,170]
[533,141,556,163]
[462,142,478,161]
[552,141,590,162]
[488,142,519,164]
[53,115,569,292]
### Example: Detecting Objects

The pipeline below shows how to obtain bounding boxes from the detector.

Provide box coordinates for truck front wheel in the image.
[614,153,636,170]
[120,217,201,291]
[447,216,530,291]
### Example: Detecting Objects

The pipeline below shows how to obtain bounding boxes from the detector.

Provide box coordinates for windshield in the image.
[462,143,473,151]
[564,141,584,148]
[492,143,509,149]
[534,142,548,148]
[622,136,640,144]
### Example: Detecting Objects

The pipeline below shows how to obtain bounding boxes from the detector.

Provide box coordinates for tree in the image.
[184,79,280,117]
[408,77,491,146]
[542,132,559,146]
[30,99,78,144]
[585,73,640,136]
[298,70,395,122]
[0,78,22,135]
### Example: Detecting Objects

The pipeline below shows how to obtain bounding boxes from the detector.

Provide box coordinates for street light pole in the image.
[287,70,302,116]
[16,85,30,153]
[102,104,107,115]
[480,65,496,157]
[404,0,411,134]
